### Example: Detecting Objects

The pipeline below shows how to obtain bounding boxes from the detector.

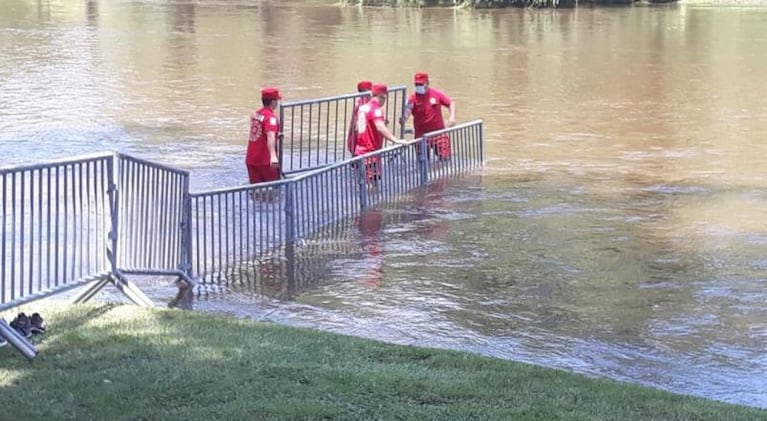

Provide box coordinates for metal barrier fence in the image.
[1,120,484,306]
[1,153,114,312]
[1,152,193,314]
[189,120,484,287]
[279,86,408,175]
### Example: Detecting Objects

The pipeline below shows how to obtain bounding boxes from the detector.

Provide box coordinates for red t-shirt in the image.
[246,107,280,166]
[354,98,385,155]
[406,87,451,138]
[347,96,370,154]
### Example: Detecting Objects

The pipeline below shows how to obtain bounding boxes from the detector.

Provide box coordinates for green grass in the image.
[1,303,765,420]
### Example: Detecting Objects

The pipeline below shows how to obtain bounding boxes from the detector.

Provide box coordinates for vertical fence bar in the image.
[279,104,285,175]
[325,100,331,165]
[1,174,5,304]
[108,155,118,274]
[19,171,26,297]
[181,173,192,278]
[77,163,84,279]
[418,136,430,186]
[357,158,368,210]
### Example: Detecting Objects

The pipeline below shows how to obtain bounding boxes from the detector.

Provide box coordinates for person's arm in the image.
[375,119,405,145]
[267,131,279,166]
[438,89,456,127]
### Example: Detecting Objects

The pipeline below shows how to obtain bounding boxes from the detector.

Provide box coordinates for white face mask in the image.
[415,85,426,95]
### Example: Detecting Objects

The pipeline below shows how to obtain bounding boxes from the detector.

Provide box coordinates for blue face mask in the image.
[415,85,426,95]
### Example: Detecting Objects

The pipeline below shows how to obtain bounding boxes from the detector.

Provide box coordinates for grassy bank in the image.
[1,303,764,420]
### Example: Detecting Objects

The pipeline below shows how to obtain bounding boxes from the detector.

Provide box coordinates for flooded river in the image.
[2,0,767,408]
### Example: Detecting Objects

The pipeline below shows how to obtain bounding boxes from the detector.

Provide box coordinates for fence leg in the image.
[112,271,154,307]
[73,272,154,307]
[284,183,297,296]
[418,136,430,186]
[72,275,112,304]
[0,319,38,360]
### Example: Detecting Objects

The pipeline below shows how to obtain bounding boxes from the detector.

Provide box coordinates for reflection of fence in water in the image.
[193,207,416,300]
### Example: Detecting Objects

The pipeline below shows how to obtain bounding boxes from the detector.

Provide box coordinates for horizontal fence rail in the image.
[1,153,114,311]
[279,86,408,175]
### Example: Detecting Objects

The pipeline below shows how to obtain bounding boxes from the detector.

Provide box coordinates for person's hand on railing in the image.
[448,119,456,127]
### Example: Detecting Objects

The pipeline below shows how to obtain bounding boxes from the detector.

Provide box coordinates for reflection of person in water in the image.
[256,256,285,298]
[416,178,450,242]
[356,208,384,287]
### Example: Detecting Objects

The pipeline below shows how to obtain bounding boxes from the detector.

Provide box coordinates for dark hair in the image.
[262,98,274,107]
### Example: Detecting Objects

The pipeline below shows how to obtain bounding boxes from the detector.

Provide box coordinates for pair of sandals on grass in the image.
[0,312,46,347]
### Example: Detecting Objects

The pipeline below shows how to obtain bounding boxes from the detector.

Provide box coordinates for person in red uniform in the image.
[347,80,373,156]
[400,72,456,161]
[354,83,405,186]
[246,87,282,200]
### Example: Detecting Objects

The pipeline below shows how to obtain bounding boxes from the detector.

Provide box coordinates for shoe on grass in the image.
[30,313,46,335]
[10,313,32,339]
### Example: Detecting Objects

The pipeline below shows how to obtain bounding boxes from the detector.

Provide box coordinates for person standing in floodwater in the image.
[400,72,456,161]
[354,83,406,187]
[246,87,282,199]
[347,80,373,156]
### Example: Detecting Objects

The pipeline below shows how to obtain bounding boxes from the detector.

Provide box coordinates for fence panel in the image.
[422,120,484,182]
[188,180,290,285]
[1,154,114,311]
[279,86,408,175]
[115,154,189,274]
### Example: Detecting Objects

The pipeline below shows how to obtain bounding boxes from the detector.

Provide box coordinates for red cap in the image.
[414,72,429,84]
[371,83,388,96]
[357,80,373,92]
[261,87,282,101]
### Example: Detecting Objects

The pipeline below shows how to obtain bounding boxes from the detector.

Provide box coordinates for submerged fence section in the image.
[188,181,289,286]
[190,119,484,286]
[1,85,483,315]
